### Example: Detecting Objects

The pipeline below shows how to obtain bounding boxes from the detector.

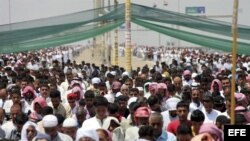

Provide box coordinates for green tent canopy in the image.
[0,3,249,54]
[0,20,124,54]
[132,19,250,55]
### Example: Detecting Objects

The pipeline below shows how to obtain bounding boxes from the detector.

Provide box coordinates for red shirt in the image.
[166,120,192,135]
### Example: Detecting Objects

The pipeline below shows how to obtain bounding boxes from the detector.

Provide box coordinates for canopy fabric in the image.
[131,4,250,40]
[0,4,125,46]
[0,4,124,32]
[0,20,124,54]
[0,3,249,54]
[132,19,250,55]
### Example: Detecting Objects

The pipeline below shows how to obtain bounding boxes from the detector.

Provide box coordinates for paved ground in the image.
[74,47,155,69]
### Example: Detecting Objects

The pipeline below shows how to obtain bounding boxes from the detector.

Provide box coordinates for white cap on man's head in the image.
[137,87,144,92]
[63,118,78,128]
[122,71,129,77]
[164,97,181,111]
[110,71,116,76]
[192,73,198,79]
[76,128,99,141]
[127,97,138,109]
[91,77,101,84]
[42,115,58,128]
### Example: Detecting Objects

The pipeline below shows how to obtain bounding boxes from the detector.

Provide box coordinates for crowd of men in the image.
[133,46,220,64]
[0,46,249,141]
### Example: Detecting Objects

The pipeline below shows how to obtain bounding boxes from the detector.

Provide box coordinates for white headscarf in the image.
[76,128,99,141]
[102,117,120,130]
[20,121,39,141]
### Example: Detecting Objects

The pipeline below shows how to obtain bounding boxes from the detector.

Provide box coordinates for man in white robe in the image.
[42,115,73,141]
[82,96,113,129]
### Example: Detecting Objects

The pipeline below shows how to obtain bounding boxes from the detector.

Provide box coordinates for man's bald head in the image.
[149,112,164,137]
[149,112,163,122]
[76,106,87,124]
[11,103,21,111]
[173,76,182,90]
[10,104,22,121]
[0,88,7,100]
[76,106,87,116]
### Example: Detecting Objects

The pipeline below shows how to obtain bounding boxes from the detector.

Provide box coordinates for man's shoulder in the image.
[58,103,66,109]
[1,121,14,129]
[159,130,177,140]
[58,132,73,141]
[161,110,169,117]
[104,93,112,97]
[166,131,176,140]
[83,116,96,123]
[3,100,12,108]
[212,109,222,114]
[48,102,53,107]
[60,81,69,88]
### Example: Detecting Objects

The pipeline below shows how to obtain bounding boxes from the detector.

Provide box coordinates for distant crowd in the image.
[0,46,249,141]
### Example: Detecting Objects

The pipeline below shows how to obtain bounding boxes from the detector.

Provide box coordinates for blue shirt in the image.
[156,131,176,141]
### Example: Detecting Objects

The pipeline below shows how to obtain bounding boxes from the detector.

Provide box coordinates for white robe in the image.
[202,108,221,123]
[1,121,15,139]
[104,92,121,104]
[189,101,204,113]
[3,100,30,114]
[125,126,139,141]
[82,116,113,130]
[52,132,73,141]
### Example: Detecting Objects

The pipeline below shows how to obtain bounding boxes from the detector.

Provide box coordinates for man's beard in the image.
[154,107,162,112]
[169,112,177,118]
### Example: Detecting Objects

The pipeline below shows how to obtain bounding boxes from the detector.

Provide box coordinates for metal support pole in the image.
[113,0,119,66]
[101,0,105,64]
[125,0,132,73]
[102,33,106,64]
[177,0,180,47]
[8,0,11,25]
[94,0,103,62]
[107,0,112,67]
[114,28,119,66]
[92,38,96,58]
[230,0,239,125]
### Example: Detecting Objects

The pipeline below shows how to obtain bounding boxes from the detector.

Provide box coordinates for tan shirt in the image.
[49,103,67,118]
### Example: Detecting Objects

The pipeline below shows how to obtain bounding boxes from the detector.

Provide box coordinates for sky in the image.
[0,0,249,46]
